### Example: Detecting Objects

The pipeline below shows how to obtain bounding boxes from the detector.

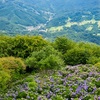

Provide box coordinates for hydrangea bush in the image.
[1,65,100,100]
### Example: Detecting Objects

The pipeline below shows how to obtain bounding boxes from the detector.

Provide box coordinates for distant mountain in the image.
[0,0,51,33]
[0,0,100,44]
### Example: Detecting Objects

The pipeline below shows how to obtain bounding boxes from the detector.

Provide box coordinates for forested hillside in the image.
[0,0,100,44]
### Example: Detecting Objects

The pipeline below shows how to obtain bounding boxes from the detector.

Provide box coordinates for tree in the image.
[64,47,91,65]
[54,37,76,54]
[26,45,64,70]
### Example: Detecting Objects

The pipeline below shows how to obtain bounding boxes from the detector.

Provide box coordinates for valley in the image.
[0,0,100,44]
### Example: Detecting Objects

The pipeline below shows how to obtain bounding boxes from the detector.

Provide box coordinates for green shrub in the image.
[28,81,38,91]
[0,57,26,90]
[94,62,100,71]
[78,42,100,57]
[64,47,91,65]
[26,46,64,70]
[87,56,100,65]
[28,82,37,87]
[38,54,64,70]
[23,77,38,91]
[0,66,11,91]
[0,71,11,91]
[0,57,26,73]
[54,36,75,54]
[0,35,48,58]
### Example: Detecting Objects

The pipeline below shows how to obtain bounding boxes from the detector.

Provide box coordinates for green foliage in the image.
[0,57,26,90]
[54,36,75,54]
[83,95,93,100]
[28,81,38,91]
[0,65,11,91]
[17,91,27,98]
[0,35,100,68]
[0,36,11,57]
[78,42,100,57]
[52,95,64,100]
[95,80,100,88]
[87,56,100,65]
[64,47,91,65]
[28,81,37,88]
[26,45,64,70]
[0,57,26,74]
[0,35,48,58]
[24,76,34,82]
[94,62,100,69]
[95,88,100,95]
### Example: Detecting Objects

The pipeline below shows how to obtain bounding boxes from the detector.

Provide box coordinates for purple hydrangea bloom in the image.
[12,93,16,98]
[46,92,53,99]
[50,77,54,82]
[63,81,67,86]
[58,71,63,76]
[83,80,88,91]
[26,96,30,99]
[38,96,42,100]
[98,96,100,100]
[55,88,60,93]
[76,85,82,94]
